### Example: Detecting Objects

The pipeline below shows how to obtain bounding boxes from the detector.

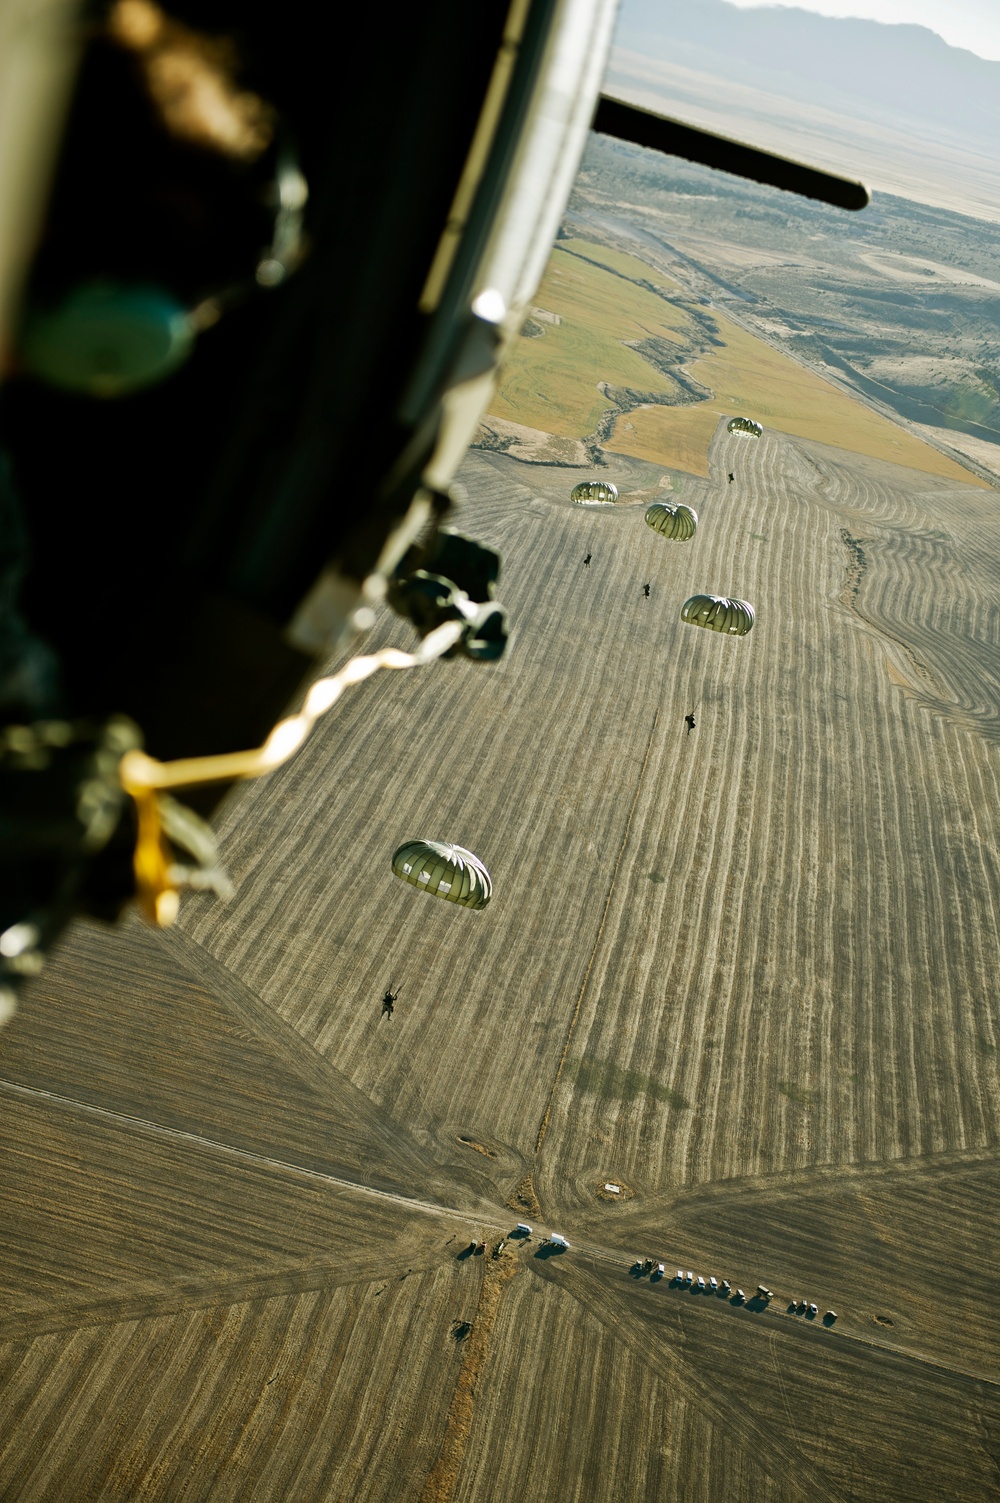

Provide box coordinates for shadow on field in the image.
[657,1279,770,1312]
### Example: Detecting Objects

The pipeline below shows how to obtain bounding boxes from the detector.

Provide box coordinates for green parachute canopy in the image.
[644,501,698,541]
[727,417,763,438]
[391,840,492,909]
[571,480,618,504]
[681,594,755,637]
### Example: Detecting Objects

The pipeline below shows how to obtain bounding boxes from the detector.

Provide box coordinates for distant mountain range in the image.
[605,0,1000,218]
[612,0,1000,141]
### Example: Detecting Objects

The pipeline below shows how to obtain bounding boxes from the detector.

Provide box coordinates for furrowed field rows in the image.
[792,443,1000,729]
[182,457,691,1174]
[5,417,999,1501]
[0,1088,451,1319]
[600,1152,1000,1381]
[182,431,1000,1213]
[9,919,444,1201]
[452,1267,793,1503]
[536,427,1000,1203]
[0,1268,464,1503]
[555,1253,1000,1503]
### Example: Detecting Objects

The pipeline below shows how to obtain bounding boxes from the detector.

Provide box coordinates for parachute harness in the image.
[119,617,467,926]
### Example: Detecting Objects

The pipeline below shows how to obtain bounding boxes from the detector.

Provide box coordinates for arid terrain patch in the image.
[3,412,1000,1498]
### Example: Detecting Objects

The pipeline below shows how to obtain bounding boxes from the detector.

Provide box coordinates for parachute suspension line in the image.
[119,617,467,926]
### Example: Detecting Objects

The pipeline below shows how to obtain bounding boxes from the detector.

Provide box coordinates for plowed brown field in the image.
[3,425,1000,1500]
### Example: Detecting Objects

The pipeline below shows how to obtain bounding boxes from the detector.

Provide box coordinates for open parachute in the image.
[571,480,618,504]
[391,840,492,909]
[681,594,755,637]
[644,501,697,541]
[727,417,762,438]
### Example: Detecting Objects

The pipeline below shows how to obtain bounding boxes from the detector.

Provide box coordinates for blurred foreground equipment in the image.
[0,0,867,1005]
[0,0,618,985]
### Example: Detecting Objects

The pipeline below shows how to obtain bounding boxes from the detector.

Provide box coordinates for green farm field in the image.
[489,239,987,486]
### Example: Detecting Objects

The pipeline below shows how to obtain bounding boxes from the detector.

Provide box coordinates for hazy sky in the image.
[720,0,1000,61]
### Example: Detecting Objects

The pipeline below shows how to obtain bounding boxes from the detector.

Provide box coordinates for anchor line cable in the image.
[119,618,467,924]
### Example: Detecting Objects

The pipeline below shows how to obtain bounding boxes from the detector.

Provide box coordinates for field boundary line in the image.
[598,1143,1000,1220]
[10,1071,999,1396]
[534,709,659,1154]
[567,1250,1000,1395]
[0,1078,483,1227]
[0,1256,440,1344]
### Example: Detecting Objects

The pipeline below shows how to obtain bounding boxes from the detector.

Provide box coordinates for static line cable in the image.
[119,616,467,927]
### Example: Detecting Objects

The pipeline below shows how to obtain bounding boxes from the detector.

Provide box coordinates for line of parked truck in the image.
[630,1263,837,1323]
[468,1230,839,1326]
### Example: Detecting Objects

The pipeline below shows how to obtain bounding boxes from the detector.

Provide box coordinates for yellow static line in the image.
[119,619,467,926]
